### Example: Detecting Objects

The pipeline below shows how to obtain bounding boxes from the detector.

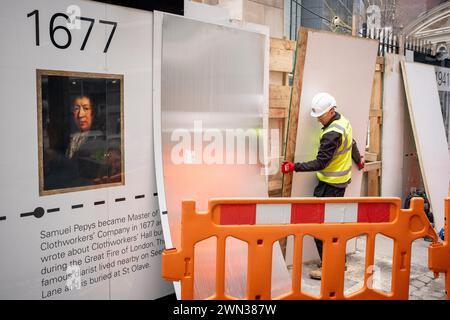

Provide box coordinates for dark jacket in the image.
[294,112,362,185]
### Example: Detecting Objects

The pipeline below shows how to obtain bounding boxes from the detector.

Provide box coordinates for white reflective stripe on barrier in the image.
[255,204,291,224]
[324,203,358,223]
[219,202,391,225]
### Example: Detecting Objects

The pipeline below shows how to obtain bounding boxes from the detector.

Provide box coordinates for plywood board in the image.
[401,61,450,231]
[288,29,378,261]
[381,54,406,197]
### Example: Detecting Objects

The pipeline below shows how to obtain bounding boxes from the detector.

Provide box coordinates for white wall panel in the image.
[0,0,172,300]
[401,61,450,231]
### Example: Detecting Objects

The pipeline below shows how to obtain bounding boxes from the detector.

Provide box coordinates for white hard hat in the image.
[310,92,336,118]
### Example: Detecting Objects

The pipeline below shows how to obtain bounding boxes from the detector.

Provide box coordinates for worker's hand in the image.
[358,156,365,170]
[281,161,295,173]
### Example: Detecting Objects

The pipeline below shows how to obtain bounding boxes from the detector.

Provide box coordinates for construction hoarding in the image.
[0,0,172,299]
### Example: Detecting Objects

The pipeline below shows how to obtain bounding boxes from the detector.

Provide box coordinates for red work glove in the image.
[358,156,365,170]
[281,161,295,173]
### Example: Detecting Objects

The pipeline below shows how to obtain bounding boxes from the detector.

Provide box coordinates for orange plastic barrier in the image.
[162,197,438,300]
[428,198,450,300]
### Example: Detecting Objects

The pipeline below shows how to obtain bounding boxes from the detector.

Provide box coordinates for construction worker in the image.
[281,92,365,280]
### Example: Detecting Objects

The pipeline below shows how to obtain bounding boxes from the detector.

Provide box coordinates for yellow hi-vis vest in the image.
[316,115,353,186]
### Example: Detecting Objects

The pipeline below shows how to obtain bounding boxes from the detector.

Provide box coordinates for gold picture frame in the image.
[37,69,125,196]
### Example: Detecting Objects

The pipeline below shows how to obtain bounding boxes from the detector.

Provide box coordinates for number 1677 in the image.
[27,9,117,53]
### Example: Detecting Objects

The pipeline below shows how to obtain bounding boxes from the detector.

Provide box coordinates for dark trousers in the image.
[313,181,346,263]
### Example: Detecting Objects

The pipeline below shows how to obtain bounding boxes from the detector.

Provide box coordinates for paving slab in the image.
[286,235,446,300]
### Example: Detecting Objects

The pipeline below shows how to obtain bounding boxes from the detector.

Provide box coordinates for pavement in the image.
[290,235,446,300]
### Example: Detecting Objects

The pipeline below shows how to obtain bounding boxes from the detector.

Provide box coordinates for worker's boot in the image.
[309,262,322,280]
[309,263,347,280]
[309,268,322,280]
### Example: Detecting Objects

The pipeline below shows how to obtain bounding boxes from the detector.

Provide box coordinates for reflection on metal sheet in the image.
[155,14,290,299]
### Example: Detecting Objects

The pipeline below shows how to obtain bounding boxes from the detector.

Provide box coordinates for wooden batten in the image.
[281,28,309,197]
[269,47,295,73]
[367,56,384,196]
[268,38,295,195]
[268,179,283,192]
[269,39,296,73]
[268,33,383,197]
[364,152,379,162]
[364,161,382,172]
[269,85,291,109]
[369,109,382,118]
[269,108,287,119]
[270,38,296,51]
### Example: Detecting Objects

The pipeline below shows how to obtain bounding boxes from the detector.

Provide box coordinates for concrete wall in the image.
[192,0,285,37]
[243,0,284,38]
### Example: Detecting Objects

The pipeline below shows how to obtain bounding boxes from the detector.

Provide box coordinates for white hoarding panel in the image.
[0,0,172,299]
